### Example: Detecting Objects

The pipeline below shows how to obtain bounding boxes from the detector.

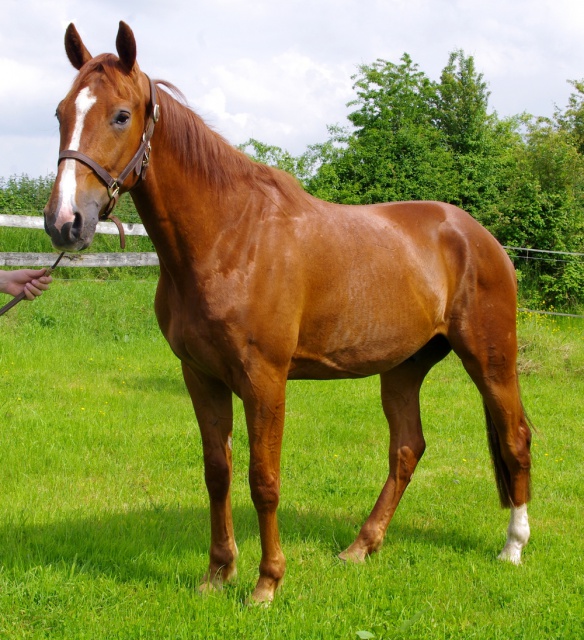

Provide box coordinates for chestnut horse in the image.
[44,22,532,603]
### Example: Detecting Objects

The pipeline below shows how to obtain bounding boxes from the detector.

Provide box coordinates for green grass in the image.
[0,281,582,638]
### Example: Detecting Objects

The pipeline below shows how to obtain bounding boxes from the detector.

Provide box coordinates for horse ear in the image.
[65,24,92,70]
[116,21,137,73]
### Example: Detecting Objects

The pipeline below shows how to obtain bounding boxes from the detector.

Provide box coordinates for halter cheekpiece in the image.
[57,75,160,248]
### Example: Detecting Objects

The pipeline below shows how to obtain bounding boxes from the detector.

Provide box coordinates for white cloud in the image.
[0,57,61,105]
[191,52,353,152]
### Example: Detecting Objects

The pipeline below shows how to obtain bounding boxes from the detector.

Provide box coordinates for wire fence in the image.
[503,245,584,319]
[504,246,584,257]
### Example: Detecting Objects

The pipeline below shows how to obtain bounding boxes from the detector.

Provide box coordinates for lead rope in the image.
[0,251,65,318]
[107,215,126,249]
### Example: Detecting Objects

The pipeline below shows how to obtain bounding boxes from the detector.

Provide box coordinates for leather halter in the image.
[58,75,160,248]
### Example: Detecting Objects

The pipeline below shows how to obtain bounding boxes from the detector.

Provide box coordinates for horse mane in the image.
[153,80,311,208]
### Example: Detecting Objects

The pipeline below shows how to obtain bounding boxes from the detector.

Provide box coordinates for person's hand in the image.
[0,269,52,300]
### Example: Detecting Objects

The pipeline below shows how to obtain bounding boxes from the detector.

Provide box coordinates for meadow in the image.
[0,277,582,638]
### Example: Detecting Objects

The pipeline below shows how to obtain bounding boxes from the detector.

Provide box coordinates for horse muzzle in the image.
[43,200,100,252]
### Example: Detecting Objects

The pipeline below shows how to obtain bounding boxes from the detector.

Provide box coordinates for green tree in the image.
[555,79,584,154]
[239,139,303,178]
[435,50,490,155]
[306,55,457,204]
[434,50,522,221]
[495,117,584,307]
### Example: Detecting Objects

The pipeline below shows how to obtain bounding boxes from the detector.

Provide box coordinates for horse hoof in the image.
[199,578,222,594]
[497,545,522,565]
[199,565,238,594]
[338,547,367,563]
[247,576,281,605]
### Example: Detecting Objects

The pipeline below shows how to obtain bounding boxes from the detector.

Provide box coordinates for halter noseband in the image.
[58,75,160,248]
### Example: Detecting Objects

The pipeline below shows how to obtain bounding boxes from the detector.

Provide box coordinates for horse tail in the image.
[484,401,513,508]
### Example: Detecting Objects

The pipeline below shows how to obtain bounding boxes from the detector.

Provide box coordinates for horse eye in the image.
[114,111,131,126]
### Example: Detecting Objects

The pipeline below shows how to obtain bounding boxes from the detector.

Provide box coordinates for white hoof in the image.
[498,542,523,565]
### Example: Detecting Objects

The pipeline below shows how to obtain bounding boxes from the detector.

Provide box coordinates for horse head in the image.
[44,22,156,251]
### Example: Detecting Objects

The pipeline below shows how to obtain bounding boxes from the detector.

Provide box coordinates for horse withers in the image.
[44,22,532,603]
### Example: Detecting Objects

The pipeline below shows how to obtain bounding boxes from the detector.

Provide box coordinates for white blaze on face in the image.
[55,86,97,231]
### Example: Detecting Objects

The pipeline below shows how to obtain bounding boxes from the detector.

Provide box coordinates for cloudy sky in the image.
[2,0,584,178]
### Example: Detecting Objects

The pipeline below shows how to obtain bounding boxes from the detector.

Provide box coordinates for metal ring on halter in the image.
[107,182,120,201]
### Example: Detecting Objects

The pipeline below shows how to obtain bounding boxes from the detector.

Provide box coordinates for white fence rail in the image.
[0,213,158,267]
[0,252,159,268]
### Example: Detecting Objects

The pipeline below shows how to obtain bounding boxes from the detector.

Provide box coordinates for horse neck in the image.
[129,94,304,281]
[130,138,253,277]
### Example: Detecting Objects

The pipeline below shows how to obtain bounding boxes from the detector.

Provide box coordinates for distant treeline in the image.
[2,50,584,309]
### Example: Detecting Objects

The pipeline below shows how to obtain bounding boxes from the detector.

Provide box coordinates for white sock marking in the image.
[498,504,530,565]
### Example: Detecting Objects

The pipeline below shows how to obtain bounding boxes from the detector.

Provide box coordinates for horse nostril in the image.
[60,211,84,245]
[71,211,83,239]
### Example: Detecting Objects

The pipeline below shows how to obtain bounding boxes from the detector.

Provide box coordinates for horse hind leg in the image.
[451,325,532,564]
[499,502,530,565]
[340,335,451,562]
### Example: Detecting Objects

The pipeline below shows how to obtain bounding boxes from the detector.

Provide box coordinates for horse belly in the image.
[290,285,442,380]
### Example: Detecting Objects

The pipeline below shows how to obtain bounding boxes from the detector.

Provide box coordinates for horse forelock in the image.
[71,54,141,101]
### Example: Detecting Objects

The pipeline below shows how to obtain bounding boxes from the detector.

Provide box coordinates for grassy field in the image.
[0,279,582,638]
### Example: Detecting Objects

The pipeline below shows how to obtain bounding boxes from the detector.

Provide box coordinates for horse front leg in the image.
[241,368,287,604]
[181,363,238,590]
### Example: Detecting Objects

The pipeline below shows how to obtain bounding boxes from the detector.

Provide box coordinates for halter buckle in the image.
[142,142,152,171]
[107,181,120,200]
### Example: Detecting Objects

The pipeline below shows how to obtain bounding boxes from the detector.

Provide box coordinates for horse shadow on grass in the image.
[0,502,495,587]
[123,373,188,396]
